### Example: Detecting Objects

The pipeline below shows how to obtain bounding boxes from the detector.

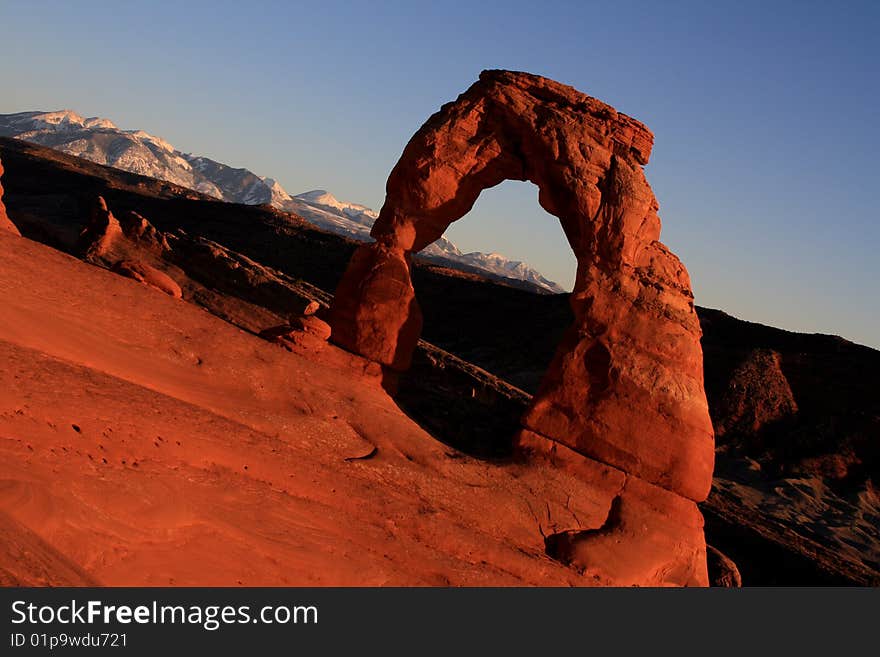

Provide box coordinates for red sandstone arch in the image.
[329,70,714,505]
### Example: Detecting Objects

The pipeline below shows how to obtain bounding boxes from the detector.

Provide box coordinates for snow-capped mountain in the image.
[286,190,376,239]
[0,110,565,293]
[421,243,565,293]
[0,110,262,201]
[294,190,378,227]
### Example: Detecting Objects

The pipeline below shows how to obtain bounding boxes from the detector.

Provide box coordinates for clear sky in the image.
[1,1,877,348]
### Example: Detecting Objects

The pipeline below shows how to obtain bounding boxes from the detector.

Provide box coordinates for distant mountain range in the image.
[0,110,565,293]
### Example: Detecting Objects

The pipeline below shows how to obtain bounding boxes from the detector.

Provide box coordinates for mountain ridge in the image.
[0,109,565,293]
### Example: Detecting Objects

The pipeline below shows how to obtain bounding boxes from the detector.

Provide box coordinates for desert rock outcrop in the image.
[0,158,20,235]
[260,314,331,352]
[329,70,715,585]
[79,197,171,263]
[112,260,182,299]
[78,196,182,298]
[713,348,798,439]
[79,196,124,261]
[706,544,742,587]
[119,210,171,252]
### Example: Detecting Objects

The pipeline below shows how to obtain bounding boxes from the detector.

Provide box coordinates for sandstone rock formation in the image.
[119,210,171,253]
[706,544,742,587]
[69,192,333,333]
[79,197,171,263]
[260,314,331,352]
[78,196,186,298]
[519,429,709,586]
[713,348,798,439]
[79,196,124,261]
[329,70,715,585]
[112,260,182,299]
[0,158,21,236]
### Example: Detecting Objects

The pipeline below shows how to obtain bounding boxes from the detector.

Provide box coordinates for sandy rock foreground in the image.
[0,230,650,586]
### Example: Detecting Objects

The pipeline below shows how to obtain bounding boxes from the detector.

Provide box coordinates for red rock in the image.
[544,474,709,587]
[713,348,798,439]
[330,243,422,370]
[76,198,183,299]
[0,511,97,586]
[112,260,182,299]
[706,544,742,587]
[80,198,173,263]
[302,300,321,316]
[79,196,123,261]
[0,158,21,236]
[259,316,331,352]
[0,229,637,587]
[119,210,171,252]
[291,315,331,341]
[519,429,708,586]
[329,70,714,502]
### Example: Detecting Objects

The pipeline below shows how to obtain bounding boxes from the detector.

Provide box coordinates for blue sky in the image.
[1,0,877,347]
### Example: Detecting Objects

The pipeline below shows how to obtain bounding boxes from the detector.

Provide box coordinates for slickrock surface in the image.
[1,229,661,586]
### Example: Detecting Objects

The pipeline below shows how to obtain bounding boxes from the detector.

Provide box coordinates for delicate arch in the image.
[329,70,714,503]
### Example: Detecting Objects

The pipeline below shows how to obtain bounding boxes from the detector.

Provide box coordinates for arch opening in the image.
[439,179,577,294]
[391,180,578,458]
[411,178,577,388]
